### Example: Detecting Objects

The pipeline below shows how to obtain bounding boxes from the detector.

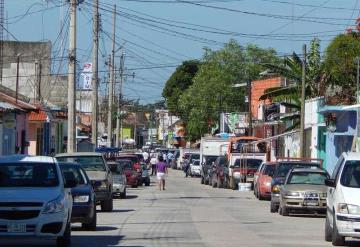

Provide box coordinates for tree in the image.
[162,60,200,117]
[179,40,279,140]
[323,33,360,104]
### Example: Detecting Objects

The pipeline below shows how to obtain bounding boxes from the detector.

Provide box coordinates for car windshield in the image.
[0,163,59,187]
[192,160,200,166]
[288,172,327,185]
[263,165,275,176]
[340,160,360,188]
[56,156,106,171]
[190,154,200,161]
[60,165,87,185]
[233,159,262,169]
[205,156,218,165]
[276,162,320,177]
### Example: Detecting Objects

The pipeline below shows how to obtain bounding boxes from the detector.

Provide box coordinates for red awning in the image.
[28,110,48,122]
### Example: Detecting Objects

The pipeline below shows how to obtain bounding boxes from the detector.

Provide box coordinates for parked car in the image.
[108,161,127,198]
[278,167,328,216]
[0,155,75,247]
[201,155,218,185]
[229,157,263,190]
[190,159,201,177]
[60,163,97,230]
[270,158,322,213]
[210,155,229,188]
[116,153,142,184]
[55,152,114,212]
[254,162,276,200]
[118,159,139,188]
[325,152,360,246]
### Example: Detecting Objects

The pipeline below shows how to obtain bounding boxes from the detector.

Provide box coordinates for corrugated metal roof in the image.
[28,110,48,121]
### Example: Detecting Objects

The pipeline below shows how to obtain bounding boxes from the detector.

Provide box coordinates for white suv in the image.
[325,152,360,246]
[0,155,74,247]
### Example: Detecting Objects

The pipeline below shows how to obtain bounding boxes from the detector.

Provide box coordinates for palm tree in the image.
[259,38,322,130]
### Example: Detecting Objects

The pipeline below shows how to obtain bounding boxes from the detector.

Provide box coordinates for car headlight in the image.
[74,195,90,203]
[272,185,281,193]
[264,181,271,186]
[320,192,327,198]
[43,196,65,214]
[338,204,360,215]
[285,191,300,197]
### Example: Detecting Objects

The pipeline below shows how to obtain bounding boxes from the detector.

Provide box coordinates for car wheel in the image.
[120,188,126,199]
[332,214,345,246]
[56,222,71,247]
[101,198,113,212]
[201,176,204,184]
[325,213,332,242]
[270,201,278,213]
[83,206,97,231]
[281,205,289,216]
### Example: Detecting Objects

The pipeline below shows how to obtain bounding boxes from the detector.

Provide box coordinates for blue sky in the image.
[5,0,356,104]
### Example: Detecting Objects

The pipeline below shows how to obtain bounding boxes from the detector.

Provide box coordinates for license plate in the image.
[7,223,26,233]
[304,198,319,206]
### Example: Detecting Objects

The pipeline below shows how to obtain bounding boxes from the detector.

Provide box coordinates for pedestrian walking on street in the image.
[183,158,190,178]
[150,151,157,176]
[156,156,168,191]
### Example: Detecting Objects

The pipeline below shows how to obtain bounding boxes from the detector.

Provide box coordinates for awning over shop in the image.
[28,110,48,122]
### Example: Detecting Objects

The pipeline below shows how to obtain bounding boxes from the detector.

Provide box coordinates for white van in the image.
[325,152,360,246]
[0,155,74,247]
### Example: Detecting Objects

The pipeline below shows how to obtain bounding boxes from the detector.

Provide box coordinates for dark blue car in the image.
[60,163,97,231]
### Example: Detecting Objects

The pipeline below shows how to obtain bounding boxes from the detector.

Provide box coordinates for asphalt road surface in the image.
[3,169,360,247]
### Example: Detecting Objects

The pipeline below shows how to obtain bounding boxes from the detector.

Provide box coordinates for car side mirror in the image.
[65,179,77,188]
[325,178,336,187]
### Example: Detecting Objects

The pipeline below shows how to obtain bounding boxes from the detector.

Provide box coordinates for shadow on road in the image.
[124,195,138,199]
[72,225,119,231]
[110,209,136,213]
[345,240,360,246]
[72,234,126,247]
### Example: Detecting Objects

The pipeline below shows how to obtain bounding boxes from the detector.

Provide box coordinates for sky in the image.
[5,0,358,104]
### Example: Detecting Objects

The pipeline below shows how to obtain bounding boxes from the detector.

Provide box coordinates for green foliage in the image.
[323,34,360,102]
[260,38,322,130]
[162,60,200,116]
[178,40,279,140]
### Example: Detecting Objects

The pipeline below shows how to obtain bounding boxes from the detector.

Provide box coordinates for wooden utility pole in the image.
[15,55,20,103]
[67,0,77,153]
[300,44,307,157]
[107,4,116,147]
[91,0,99,148]
[248,80,252,136]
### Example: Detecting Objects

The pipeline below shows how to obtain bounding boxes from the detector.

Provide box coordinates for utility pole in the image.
[116,51,125,148]
[107,4,116,147]
[91,0,99,148]
[248,80,252,136]
[300,44,307,157]
[67,0,77,153]
[15,55,20,103]
[356,58,360,152]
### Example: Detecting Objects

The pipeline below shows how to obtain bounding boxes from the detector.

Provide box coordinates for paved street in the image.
[4,169,360,247]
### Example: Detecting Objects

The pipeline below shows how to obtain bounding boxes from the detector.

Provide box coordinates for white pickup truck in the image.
[0,155,74,247]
